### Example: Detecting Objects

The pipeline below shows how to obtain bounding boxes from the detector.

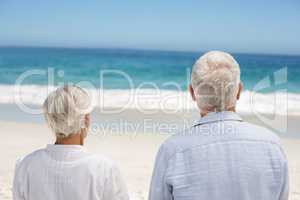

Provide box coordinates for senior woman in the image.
[13,85,129,200]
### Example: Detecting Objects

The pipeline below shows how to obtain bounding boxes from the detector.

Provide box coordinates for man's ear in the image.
[237,82,243,100]
[189,84,196,101]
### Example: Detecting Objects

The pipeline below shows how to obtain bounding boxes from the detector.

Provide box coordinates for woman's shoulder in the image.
[14,148,47,174]
[83,153,120,171]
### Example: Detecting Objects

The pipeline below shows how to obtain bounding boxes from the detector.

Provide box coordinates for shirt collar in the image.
[192,111,243,127]
[46,144,86,152]
[45,144,88,162]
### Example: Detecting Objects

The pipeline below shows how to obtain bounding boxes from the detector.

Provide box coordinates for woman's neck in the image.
[55,133,84,146]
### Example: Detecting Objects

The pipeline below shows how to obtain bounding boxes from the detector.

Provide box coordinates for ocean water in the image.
[0,47,299,114]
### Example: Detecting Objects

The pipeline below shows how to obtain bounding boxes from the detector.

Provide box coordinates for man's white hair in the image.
[191,51,240,112]
[43,85,91,138]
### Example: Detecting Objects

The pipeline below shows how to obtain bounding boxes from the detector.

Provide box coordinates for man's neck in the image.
[200,107,236,117]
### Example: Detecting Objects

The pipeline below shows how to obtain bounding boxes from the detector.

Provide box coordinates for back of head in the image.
[43,85,91,138]
[191,51,241,112]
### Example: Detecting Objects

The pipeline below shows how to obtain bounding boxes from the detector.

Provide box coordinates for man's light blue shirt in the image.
[149,111,289,200]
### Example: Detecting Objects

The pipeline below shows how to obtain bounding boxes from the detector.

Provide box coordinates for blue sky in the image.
[0,0,299,55]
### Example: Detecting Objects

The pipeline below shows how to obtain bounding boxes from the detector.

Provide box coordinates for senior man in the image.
[149,51,289,200]
[13,85,129,200]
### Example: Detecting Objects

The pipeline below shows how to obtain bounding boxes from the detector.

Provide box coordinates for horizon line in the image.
[0,45,300,57]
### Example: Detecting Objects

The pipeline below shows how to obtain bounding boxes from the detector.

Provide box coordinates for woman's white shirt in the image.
[13,144,129,200]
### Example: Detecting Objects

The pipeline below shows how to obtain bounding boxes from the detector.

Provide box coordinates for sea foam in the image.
[1,84,299,115]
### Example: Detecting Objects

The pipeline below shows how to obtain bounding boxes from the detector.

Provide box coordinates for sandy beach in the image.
[1,0,300,198]
[0,110,300,200]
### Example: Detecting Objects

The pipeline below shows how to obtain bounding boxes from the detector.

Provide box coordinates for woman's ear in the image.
[80,114,91,140]
[189,84,196,101]
[237,82,243,100]
[84,114,91,129]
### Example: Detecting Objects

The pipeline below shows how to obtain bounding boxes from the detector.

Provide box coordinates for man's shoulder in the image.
[161,121,282,157]
[235,121,282,144]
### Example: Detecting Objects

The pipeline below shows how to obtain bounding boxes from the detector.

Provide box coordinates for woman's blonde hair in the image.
[43,85,91,138]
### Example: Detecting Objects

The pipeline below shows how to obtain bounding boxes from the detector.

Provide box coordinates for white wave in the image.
[0,84,299,115]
